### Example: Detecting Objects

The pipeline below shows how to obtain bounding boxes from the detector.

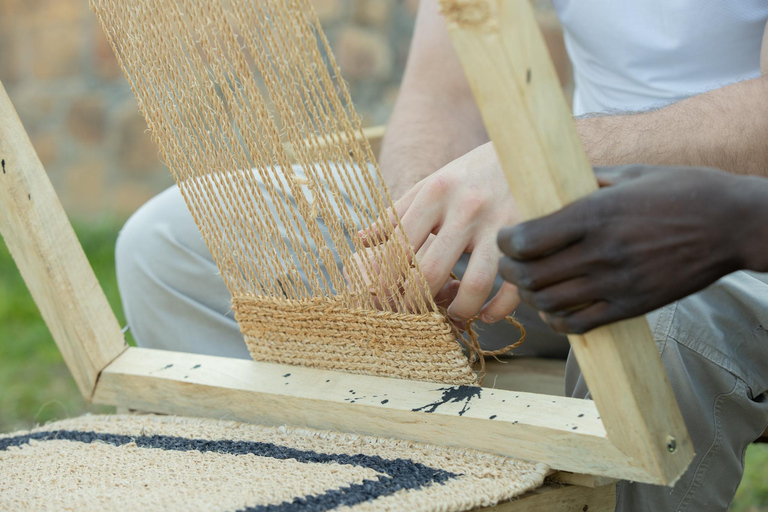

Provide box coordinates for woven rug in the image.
[0,414,548,511]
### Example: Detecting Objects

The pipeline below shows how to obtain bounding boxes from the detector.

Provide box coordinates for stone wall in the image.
[0,0,571,218]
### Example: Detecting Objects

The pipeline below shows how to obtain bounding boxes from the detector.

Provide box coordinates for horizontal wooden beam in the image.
[482,482,615,512]
[548,471,617,489]
[94,347,660,482]
[284,125,386,164]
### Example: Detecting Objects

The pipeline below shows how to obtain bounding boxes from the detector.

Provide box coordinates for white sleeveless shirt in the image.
[552,1,768,115]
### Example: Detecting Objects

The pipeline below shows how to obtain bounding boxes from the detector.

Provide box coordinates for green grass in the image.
[0,218,765,510]
[0,218,129,433]
[732,443,768,512]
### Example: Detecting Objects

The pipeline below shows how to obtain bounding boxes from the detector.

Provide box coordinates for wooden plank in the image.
[481,482,615,511]
[548,471,617,489]
[440,0,693,485]
[0,81,127,398]
[285,125,386,164]
[484,358,565,396]
[92,346,664,482]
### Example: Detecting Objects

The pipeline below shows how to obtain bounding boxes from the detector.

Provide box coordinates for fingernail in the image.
[448,313,467,329]
[480,314,495,324]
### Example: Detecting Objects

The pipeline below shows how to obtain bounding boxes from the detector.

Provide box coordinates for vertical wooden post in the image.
[440,0,693,484]
[0,81,126,399]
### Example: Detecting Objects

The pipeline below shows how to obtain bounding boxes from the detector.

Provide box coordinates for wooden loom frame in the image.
[0,0,695,507]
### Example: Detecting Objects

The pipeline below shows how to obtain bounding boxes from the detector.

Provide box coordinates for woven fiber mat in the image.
[0,414,548,511]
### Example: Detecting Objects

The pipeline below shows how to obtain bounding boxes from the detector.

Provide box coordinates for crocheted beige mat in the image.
[0,414,548,511]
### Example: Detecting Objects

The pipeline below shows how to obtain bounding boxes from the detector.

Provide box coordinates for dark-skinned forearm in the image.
[576,77,768,178]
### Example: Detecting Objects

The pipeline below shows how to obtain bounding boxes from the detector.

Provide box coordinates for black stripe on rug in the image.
[1,429,459,512]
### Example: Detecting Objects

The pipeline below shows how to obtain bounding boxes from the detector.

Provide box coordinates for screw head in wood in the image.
[666,436,677,453]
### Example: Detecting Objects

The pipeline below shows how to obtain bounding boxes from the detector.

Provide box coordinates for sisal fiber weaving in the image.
[0,414,549,511]
[90,0,522,385]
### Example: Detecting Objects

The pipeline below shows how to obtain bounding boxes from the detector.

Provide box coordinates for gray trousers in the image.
[116,181,768,512]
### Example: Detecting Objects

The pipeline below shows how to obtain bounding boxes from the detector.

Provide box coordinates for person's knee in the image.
[115,186,245,354]
[115,186,206,308]
[115,204,150,279]
[116,191,173,286]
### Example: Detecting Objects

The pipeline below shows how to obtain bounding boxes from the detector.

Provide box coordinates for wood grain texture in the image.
[481,482,615,511]
[440,0,693,485]
[93,347,668,482]
[548,471,617,489]
[0,81,127,398]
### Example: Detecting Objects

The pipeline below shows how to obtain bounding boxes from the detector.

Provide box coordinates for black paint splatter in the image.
[192,364,201,370]
[412,386,481,416]
[489,415,497,420]
[149,363,174,375]
[283,373,291,378]
[381,400,388,405]
[1,159,5,174]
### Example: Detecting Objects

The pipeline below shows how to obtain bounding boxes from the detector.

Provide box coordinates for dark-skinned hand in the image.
[497,164,768,334]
